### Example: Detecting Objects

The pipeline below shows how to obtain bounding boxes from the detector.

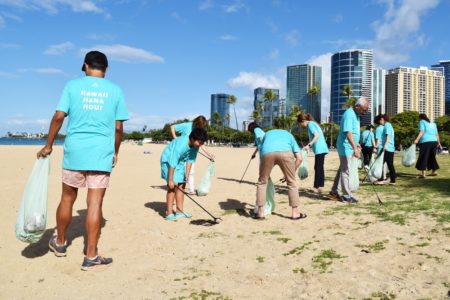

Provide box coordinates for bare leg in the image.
[166,187,175,215]
[85,188,106,258]
[175,183,186,212]
[56,183,78,245]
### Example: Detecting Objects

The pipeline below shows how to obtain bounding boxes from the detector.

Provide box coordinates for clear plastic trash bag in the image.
[196,162,215,196]
[368,152,384,183]
[253,178,275,216]
[298,150,308,180]
[15,157,50,243]
[349,157,360,192]
[401,144,416,167]
[357,156,363,169]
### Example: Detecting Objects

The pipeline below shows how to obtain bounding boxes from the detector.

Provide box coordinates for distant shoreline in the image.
[0,137,64,146]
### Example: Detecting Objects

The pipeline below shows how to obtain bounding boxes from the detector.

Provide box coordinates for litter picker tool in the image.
[175,186,222,224]
[361,164,383,205]
[198,151,214,162]
[239,157,252,183]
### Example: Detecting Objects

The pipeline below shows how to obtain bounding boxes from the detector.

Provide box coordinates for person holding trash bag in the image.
[360,125,376,168]
[297,113,329,194]
[37,51,129,271]
[374,115,388,181]
[161,128,208,221]
[376,114,397,185]
[254,129,305,220]
[170,116,214,195]
[327,97,369,204]
[414,113,442,178]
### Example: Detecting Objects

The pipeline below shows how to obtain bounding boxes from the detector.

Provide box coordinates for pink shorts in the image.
[62,169,110,189]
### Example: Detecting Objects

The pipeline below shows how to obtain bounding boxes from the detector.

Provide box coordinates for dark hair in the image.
[382,114,390,122]
[374,114,382,125]
[297,113,314,123]
[366,125,374,130]
[418,113,430,123]
[189,128,208,143]
[192,115,207,128]
[82,50,108,72]
[248,122,260,133]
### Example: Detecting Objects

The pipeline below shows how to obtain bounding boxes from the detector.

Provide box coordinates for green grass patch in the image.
[312,249,345,273]
[292,267,307,274]
[198,232,227,238]
[355,240,389,252]
[362,291,396,300]
[170,290,232,300]
[283,241,314,256]
[256,256,265,263]
[415,242,430,247]
[263,230,283,235]
[276,237,291,243]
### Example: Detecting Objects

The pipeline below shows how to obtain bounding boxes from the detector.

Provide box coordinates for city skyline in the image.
[0,0,449,134]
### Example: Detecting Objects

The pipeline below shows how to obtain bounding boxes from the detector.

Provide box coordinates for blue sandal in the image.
[165,213,177,221]
[175,212,192,219]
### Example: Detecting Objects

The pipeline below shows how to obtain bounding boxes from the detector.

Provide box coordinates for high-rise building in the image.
[372,68,386,117]
[253,87,280,128]
[431,60,450,115]
[278,98,286,117]
[286,64,322,122]
[385,66,444,121]
[330,49,373,125]
[210,93,230,127]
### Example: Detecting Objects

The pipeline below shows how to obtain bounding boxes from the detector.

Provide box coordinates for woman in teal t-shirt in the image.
[413,113,442,178]
[376,114,396,184]
[297,113,329,193]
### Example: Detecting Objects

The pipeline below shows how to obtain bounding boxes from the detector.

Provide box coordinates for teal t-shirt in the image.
[418,120,438,143]
[160,135,198,168]
[174,122,193,136]
[56,76,129,172]
[254,128,265,150]
[375,125,384,152]
[361,130,374,147]
[307,121,328,155]
[336,108,360,157]
[381,122,395,152]
[260,129,300,156]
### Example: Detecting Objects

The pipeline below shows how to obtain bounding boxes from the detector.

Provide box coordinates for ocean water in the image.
[0,138,64,146]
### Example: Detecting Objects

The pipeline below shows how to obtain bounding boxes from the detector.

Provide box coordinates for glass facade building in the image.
[431,60,450,115]
[330,49,373,125]
[372,68,386,117]
[253,87,280,129]
[210,93,230,127]
[286,64,322,122]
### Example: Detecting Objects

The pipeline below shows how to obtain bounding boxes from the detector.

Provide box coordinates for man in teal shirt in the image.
[37,51,129,270]
[327,97,368,204]
[254,129,304,220]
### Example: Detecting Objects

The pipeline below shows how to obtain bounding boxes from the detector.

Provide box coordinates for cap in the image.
[81,51,108,72]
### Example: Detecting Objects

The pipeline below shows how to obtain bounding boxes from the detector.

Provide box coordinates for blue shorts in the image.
[160,162,186,184]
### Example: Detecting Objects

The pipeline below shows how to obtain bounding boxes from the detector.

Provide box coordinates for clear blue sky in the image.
[0,0,448,134]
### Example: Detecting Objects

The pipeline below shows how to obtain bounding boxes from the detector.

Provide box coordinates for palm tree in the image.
[263,89,277,127]
[341,84,356,108]
[224,113,231,128]
[308,85,320,119]
[286,105,302,132]
[227,95,239,131]
[251,110,262,125]
[212,112,222,130]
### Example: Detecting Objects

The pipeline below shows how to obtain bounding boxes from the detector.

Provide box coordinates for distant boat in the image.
[142,138,152,144]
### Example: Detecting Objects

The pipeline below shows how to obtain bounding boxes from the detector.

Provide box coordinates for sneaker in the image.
[175,211,192,219]
[389,182,396,185]
[165,213,177,221]
[48,234,67,257]
[326,191,344,202]
[81,255,113,271]
[342,196,358,204]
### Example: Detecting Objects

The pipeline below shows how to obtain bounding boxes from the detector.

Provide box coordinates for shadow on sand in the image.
[217,177,255,186]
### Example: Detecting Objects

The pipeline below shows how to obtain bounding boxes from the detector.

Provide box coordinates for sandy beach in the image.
[1,144,449,300]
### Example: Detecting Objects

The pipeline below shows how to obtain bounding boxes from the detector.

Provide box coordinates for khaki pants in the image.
[256,152,299,207]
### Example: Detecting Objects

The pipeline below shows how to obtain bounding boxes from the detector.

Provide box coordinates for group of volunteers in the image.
[34,51,444,271]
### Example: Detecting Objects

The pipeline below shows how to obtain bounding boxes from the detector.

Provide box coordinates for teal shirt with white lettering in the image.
[174,122,193,136]
[160,135,198,167]
[56,76,129,172]
[336,108,360,157]
[418,120,438,143]
[381,122,395,152]
[259,129,300,156]
[307,121,328,155]
[375,125,384,152]
[361,130,374,147]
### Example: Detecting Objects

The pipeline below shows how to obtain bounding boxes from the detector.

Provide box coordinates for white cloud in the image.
[307,52,332,121]
[0,42,20,48]
[227,71,282,91]
[7,117,49,126]
[284,30,299,47]
[332,13,343,23]
[0,0,106,15]
[220,34,237,41]
[372,0,440,66]
[81,44,164,64]
[222,1,245,13]
[266,48,279,60]
[0,70,17,78]
[18,68,65,75]
[44,41,74,55]
[125,112,200,131]
[199,0,213,10]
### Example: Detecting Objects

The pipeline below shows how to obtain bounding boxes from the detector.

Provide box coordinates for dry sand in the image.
[0,144,449,299]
